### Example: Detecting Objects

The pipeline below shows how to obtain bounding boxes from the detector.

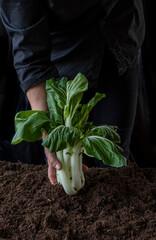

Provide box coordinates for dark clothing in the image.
[0,1,145,164]
[83,46,139,167]
[0,0,145,92]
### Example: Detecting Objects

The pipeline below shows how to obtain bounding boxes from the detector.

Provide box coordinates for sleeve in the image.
[0,0,58,92]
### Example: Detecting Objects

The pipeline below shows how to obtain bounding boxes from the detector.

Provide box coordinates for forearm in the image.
[26,82,49,113]
[26,81,63,184]
[26,82,50,143]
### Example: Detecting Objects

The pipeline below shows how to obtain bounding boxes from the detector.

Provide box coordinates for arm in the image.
[0,1,61,184]
[0,1,87,184]
[26,82,62,185]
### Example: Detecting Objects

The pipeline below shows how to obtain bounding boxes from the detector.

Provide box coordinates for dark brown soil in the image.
[0,160,156,240]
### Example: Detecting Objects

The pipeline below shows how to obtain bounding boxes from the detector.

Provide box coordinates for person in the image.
[0,0,145,185]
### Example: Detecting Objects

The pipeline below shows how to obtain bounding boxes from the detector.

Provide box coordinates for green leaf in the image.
[42,125,81,152]
[11,110,51,144]
[46,77,67,126]
[89,125,121,144]
[74,92,105,128]
[67,73,88,104]
[66,73,88,120]
[82,122,95,135]
[47,77,67,109]
[82,136,127,167]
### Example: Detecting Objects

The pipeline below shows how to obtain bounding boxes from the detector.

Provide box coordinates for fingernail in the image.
[56,164,60,170]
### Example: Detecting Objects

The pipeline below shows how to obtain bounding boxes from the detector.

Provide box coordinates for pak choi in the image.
[12,73,127,195]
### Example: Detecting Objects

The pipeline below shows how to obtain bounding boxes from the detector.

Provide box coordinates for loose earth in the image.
[0,160,155,240]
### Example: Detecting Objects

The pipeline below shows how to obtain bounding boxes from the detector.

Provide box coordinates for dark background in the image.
[130,0,156,167]
[0,0,156,167]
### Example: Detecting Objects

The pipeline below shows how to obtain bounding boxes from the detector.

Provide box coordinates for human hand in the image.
[44,147,62,185]
[44,139,88,186]
[44,132,88,185]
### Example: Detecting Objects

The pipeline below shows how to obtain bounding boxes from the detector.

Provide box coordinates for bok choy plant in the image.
[12,73,127,195]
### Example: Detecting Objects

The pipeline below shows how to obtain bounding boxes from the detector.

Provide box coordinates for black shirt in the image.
[0,0,145,92]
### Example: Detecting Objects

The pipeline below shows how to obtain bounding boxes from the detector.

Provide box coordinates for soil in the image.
[0,160,155,240]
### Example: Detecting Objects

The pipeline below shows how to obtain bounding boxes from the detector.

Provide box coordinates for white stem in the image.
[63,146,72,180]
[71,141,85,192]
[56,150,77,195]
[65,115,71,127]
[56,142,85,195]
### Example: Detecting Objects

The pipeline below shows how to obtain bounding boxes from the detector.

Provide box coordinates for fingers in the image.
[44,147,62,185]
[48,163,58,185]
[44,146,88,186]
[46,149,61,170]
[83,164,88,172]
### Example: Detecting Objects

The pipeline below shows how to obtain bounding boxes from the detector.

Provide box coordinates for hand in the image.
[44,132,88,185]
[44,141,88,186]
[44,147,62,185]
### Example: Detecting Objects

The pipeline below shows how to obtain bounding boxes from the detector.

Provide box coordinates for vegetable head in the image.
[12,73,127,195]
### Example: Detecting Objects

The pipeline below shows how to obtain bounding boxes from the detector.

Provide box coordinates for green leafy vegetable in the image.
[12,73,127,195]
[12,110,51,144]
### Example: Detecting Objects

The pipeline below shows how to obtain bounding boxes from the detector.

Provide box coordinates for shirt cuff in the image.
[19,65,59,93]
